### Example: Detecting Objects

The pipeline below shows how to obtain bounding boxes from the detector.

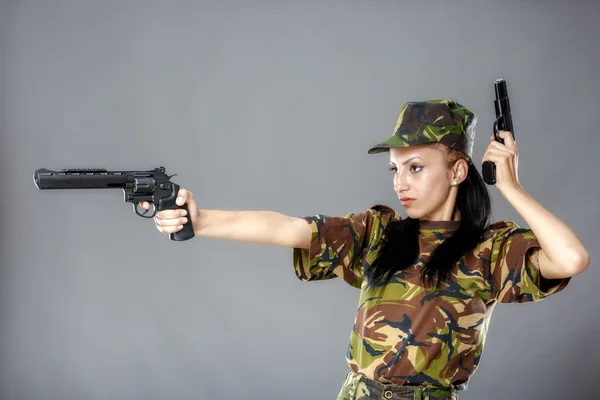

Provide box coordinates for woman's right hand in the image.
[139,188,200,237]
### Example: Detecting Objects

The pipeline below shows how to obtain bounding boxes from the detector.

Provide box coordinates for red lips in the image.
[400,197,414,206]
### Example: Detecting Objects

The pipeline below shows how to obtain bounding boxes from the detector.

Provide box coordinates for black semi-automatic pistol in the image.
[482,78,516,185]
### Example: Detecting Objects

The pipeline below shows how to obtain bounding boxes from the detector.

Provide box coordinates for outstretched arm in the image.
[141,189,313,249]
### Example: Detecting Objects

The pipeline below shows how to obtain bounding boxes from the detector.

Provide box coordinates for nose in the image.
[393,175,408,194]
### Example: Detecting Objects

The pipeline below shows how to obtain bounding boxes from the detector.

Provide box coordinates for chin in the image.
[403,205,437,220]
[403,209,422,219]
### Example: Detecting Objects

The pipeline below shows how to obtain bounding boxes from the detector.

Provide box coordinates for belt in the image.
[337,370,460,400]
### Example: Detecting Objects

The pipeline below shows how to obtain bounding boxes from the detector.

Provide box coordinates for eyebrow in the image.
[390,156,423,166]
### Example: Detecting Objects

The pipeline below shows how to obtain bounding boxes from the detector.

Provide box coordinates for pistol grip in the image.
[158,183,195,241]
[483,117,502,185]
[482,161,496,185]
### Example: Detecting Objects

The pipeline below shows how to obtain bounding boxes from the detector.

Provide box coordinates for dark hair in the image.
[364,144,492,291]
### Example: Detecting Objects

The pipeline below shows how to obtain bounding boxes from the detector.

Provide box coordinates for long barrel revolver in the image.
[482,78,515,185]
[33,166,195,241]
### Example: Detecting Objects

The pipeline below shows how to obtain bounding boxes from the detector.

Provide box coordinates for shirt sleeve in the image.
[292,204,398,288]
[488,222,571,303]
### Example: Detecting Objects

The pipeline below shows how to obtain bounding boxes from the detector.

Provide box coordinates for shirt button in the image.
[383,390,393,399]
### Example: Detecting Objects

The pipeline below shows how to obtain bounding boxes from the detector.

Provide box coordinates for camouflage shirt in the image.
[292,204,571,390]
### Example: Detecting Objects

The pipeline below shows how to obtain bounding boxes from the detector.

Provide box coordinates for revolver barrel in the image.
[34,168,135,190]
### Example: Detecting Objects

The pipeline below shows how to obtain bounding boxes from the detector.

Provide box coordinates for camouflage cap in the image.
[368,99,477,163]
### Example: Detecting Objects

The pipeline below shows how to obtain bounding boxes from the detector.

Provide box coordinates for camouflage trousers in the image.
[336,370,460,400]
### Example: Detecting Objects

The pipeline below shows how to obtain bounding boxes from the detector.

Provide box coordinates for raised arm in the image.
[141,188,312,249]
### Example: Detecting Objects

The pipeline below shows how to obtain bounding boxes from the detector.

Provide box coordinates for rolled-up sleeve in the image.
[292,205,398,288]
[489,224,571,303]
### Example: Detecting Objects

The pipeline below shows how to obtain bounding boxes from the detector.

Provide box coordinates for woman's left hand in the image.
[481,130,522,191]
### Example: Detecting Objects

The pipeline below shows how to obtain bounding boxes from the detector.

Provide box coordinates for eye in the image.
[411,164,423,173]
[389,166,397,173]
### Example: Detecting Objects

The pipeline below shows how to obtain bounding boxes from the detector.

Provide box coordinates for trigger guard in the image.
[493,118,504,143]
[134,202,156,218]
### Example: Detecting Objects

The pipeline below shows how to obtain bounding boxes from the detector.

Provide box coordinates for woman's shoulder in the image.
[480,219,531,243]
[366,203,402,223]
[485,219,519,231]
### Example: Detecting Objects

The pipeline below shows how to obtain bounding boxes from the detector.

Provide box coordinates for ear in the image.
[452,158,469,183]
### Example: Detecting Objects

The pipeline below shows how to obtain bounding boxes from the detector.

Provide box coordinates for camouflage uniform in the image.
[292,205,570,399]
[291,100,571,399]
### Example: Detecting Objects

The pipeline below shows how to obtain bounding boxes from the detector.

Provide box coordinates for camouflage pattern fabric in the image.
[367,99,477,163]
[292,204,570,394]
[337,369,459,400]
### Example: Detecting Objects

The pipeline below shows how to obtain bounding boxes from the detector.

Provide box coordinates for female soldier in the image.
[142,99,588,400]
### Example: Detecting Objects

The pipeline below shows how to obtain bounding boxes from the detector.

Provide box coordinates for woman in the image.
[142,99,589,400]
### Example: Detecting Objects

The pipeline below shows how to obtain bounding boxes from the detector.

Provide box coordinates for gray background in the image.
[2,0,599,399]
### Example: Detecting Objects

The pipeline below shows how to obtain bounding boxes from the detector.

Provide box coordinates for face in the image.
[389,145,465,221]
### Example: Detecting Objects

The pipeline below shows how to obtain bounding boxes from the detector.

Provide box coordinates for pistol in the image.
[482,78,516,185]
[33,166,195,241]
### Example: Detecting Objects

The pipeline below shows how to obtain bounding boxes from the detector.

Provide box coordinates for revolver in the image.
[482,78,516,185]
[33,166,195,241]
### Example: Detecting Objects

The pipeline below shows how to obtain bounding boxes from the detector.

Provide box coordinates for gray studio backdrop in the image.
[2,1,599,399]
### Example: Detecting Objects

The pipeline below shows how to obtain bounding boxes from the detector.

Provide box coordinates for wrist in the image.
[497,182,524,196]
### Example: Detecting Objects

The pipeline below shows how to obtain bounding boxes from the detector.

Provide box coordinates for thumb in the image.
[175,188,199,221]
[176,188,194,206]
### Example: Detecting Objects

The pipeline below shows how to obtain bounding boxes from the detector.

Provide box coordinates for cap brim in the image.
[367,146,391,154]
[367,131,416,155]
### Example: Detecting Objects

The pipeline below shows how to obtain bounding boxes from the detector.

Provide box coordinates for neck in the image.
[420,208,461,223]
[420,190,460,221]
[419,219,461,230]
